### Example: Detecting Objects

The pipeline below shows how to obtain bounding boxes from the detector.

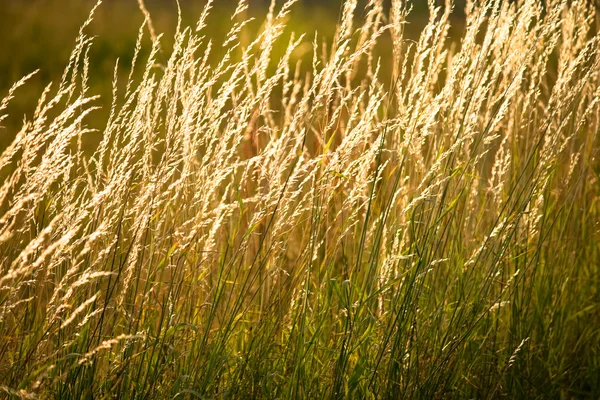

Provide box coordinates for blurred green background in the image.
[0,1,334,132]
[0,0,458,137]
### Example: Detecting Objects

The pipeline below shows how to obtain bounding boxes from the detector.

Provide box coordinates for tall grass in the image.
[1,0,599,398]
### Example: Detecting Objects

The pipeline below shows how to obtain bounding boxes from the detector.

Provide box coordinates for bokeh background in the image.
[0,0,466,137]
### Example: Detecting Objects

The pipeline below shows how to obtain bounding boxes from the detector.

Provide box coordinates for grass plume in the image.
[0,0,599,398]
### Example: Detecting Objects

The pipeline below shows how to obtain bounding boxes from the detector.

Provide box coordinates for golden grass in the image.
[0,0,599,397]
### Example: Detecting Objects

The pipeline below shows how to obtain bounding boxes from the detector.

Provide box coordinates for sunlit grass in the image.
[0,0,599,398]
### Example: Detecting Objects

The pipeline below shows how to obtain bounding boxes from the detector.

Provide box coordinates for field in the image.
[1,0,599,398]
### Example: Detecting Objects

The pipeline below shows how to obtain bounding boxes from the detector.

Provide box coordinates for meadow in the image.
[0,0,599,398]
